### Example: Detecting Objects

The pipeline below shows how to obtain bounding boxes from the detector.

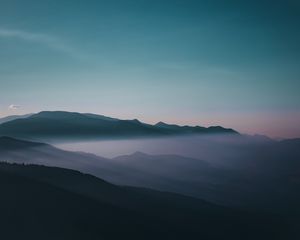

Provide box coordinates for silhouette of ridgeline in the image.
[0,161,288,240]
[0,111,238,141]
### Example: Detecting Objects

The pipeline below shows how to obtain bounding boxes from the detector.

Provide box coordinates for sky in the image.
[0,0,299,138]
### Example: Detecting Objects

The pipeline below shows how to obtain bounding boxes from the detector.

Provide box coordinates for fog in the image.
[53,134,300,212]
[55,134,274,167]
[56,135,241,158]
[1,134,299,213]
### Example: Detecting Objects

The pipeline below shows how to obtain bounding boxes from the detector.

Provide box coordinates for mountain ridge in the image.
[0,113,33,124]
[0,161,287,240]
[1,136,299,215]
[0,111,238,141]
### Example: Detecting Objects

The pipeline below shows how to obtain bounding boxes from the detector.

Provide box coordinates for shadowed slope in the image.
[0,162,290,240]
[1,136,299,215]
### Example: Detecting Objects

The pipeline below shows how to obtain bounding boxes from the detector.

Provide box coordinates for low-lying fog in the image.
[2,134,299,212]
[52,134,300,211]
[55,134,273,167]
[56,134,246,157]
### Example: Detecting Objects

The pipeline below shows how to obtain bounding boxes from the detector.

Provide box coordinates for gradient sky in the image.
[0,0,299,138]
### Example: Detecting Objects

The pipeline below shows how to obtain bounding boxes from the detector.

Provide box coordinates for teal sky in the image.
[0,0,299,138]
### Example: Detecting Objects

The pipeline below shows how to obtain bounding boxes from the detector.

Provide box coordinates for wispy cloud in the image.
[0,28,80,58]
[8,104,21,110]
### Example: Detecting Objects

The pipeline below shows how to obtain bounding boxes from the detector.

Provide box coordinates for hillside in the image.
[0,111,238,141]
[0,162,287,240]
[1,136,299,216]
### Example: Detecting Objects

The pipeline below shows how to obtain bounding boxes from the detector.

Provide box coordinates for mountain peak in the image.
[131,119,142,124]
[155,121,180,128]
[31,111,84,119]
[155,121,167,126]
[0,111,239,141]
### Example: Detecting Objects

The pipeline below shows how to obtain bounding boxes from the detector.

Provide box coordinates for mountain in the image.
[155,121,236,134]
[0,113,33,124]
[0,136,111,174]
[83,112,119,121]
[1,136,299,216]
[0,161,291,240]
[0,111,238,141]
[0,136,45,150]
[110,144,300,214]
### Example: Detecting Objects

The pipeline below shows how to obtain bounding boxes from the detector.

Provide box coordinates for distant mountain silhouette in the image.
[0,161,289,240]
[155,121,234,134]
[0,113,33,124]
[0,111,238,141]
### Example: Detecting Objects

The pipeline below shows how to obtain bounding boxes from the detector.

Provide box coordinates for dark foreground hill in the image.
[0,162,291,240]
[0,111,237,141]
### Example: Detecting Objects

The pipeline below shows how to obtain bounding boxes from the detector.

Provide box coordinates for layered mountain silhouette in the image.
[0,161,290,240]
[0,111,238,141]
[1,136,299,216]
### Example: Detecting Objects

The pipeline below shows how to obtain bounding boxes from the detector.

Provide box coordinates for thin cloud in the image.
[8,104,21,110]
[0,28,80,58]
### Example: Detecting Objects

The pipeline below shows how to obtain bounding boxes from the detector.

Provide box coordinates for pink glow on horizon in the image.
[137,111,300,139]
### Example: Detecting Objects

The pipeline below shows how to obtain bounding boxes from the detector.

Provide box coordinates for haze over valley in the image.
[1,0,299,239]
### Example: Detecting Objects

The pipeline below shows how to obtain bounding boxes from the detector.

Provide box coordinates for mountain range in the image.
[1,136,299,215]
[0,161,289,240]
[0,111,238,141]
[0,112,299,239]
